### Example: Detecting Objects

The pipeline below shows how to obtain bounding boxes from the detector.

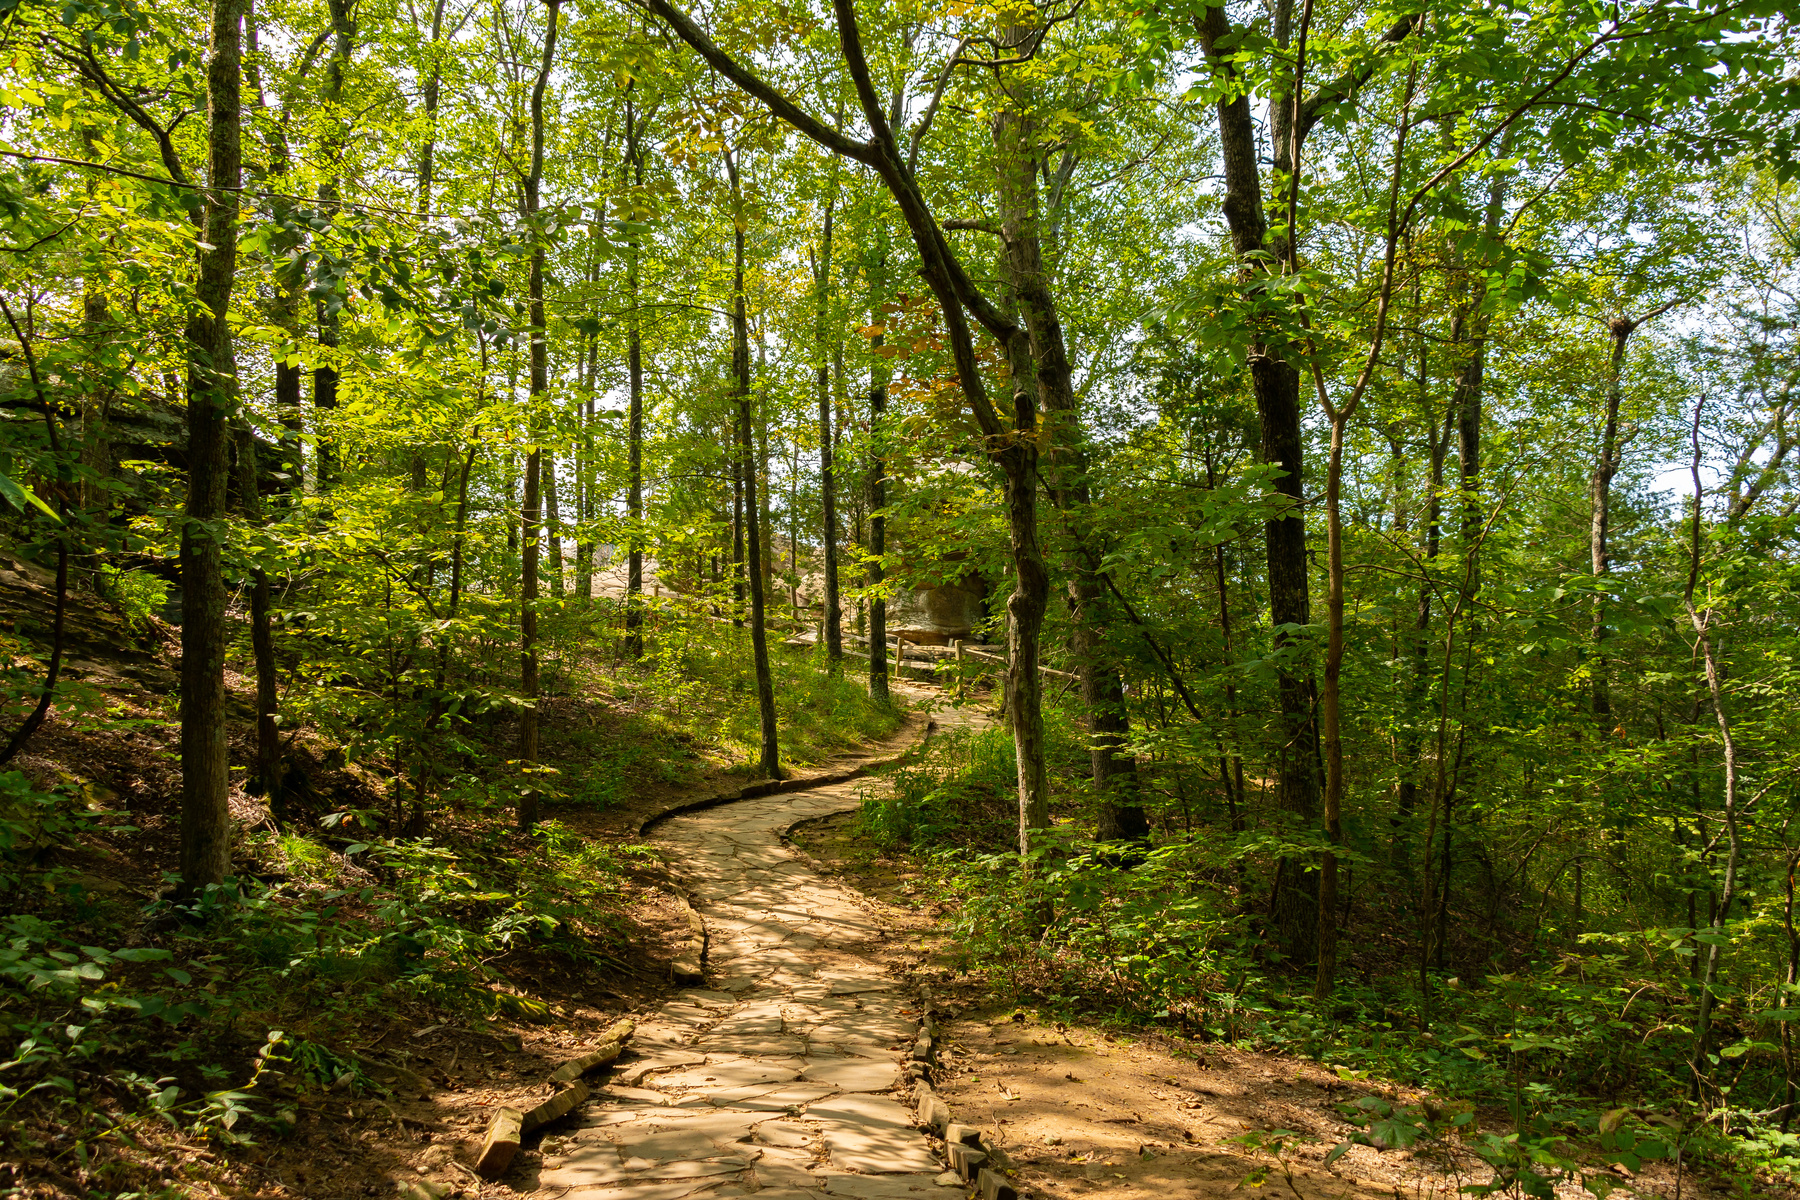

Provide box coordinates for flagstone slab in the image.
[800,1058,901,1093]
[804,1095,913,1128]
[819,1173,948,1198]
[653,1059,805,1090]
[542,1182,715,1200]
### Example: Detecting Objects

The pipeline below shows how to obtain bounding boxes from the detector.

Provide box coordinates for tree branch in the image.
[632,0,876,164]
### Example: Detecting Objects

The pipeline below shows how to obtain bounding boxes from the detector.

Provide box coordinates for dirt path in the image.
[514,712,974,1200]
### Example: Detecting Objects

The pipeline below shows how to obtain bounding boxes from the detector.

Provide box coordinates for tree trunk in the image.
[243,12,304,494]
[993,90,1144,844]
[417,0,447,213]
[235,423,283,824]
[866,236,890,705]
[544,453,564,597]
[311,0,355,492]
[516,0,561,830]
[0,300,70,768]
[625,94,647,656]
[814,199,842,664]
[177,0,245,893]
[1590,300,1676,716]
[726,151,780,778]
[757,379,773,597]
[1206,449,1246,830]
[1199,5,1321,962]
[731,415,745,627]
[577,394,596,599]
[1316,411,1353,999]
[1002,452,1051,852]
[635,0,1052,852]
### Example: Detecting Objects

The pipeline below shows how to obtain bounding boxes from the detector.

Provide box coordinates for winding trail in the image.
[527,726,959,1200]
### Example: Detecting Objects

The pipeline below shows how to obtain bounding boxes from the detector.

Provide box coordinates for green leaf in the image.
[0,472,61,523]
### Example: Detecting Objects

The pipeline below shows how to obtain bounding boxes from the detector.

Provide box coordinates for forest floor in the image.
[230,705,943,1200]
[0,573,1744,1200]
[788,768,1733,1200]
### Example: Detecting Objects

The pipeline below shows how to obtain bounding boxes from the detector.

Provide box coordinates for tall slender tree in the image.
[724,147,781,779]
[812,191,843,665]
[177,0,247,891]
[516,0,561,829]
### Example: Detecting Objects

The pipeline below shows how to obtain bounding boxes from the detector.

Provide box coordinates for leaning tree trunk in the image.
[1590,299,1677,716]
[178,0,245,893]
[636,0,1052,852]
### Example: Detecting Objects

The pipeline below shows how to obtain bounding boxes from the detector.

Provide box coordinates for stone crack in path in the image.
[530,774,950,1200]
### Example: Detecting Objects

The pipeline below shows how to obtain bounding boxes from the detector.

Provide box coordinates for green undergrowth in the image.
[857,714,1797,1198]
[0,600,902,1192]
[0,761,651,1192]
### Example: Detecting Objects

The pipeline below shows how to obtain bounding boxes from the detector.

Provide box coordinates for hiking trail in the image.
[518,709,977,1200]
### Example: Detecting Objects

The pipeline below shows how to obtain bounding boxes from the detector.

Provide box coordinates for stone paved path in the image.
[530,770,952,1200]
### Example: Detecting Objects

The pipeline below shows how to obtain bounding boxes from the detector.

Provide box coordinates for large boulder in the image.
[888,577,987,646]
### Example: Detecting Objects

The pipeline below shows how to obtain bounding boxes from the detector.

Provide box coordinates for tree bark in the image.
[731,420,745,627]
[1684,403,1743,1098]
[0,300,70,768]
[1590,299,1677,716]
[814,197,842,664]
[1198,4,1321,961]
[544,453,564,597]
[417,0,447,214]
[177,0,245,892]
[243,8,303,494]
[516,0,561,830]
[311,0,355,492]
[625,93,647,656]
[866,239,890,706]
[993,86,1145,844]
[727,150,781,779]
[235,423,282,823]
[639,0,1051,852]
